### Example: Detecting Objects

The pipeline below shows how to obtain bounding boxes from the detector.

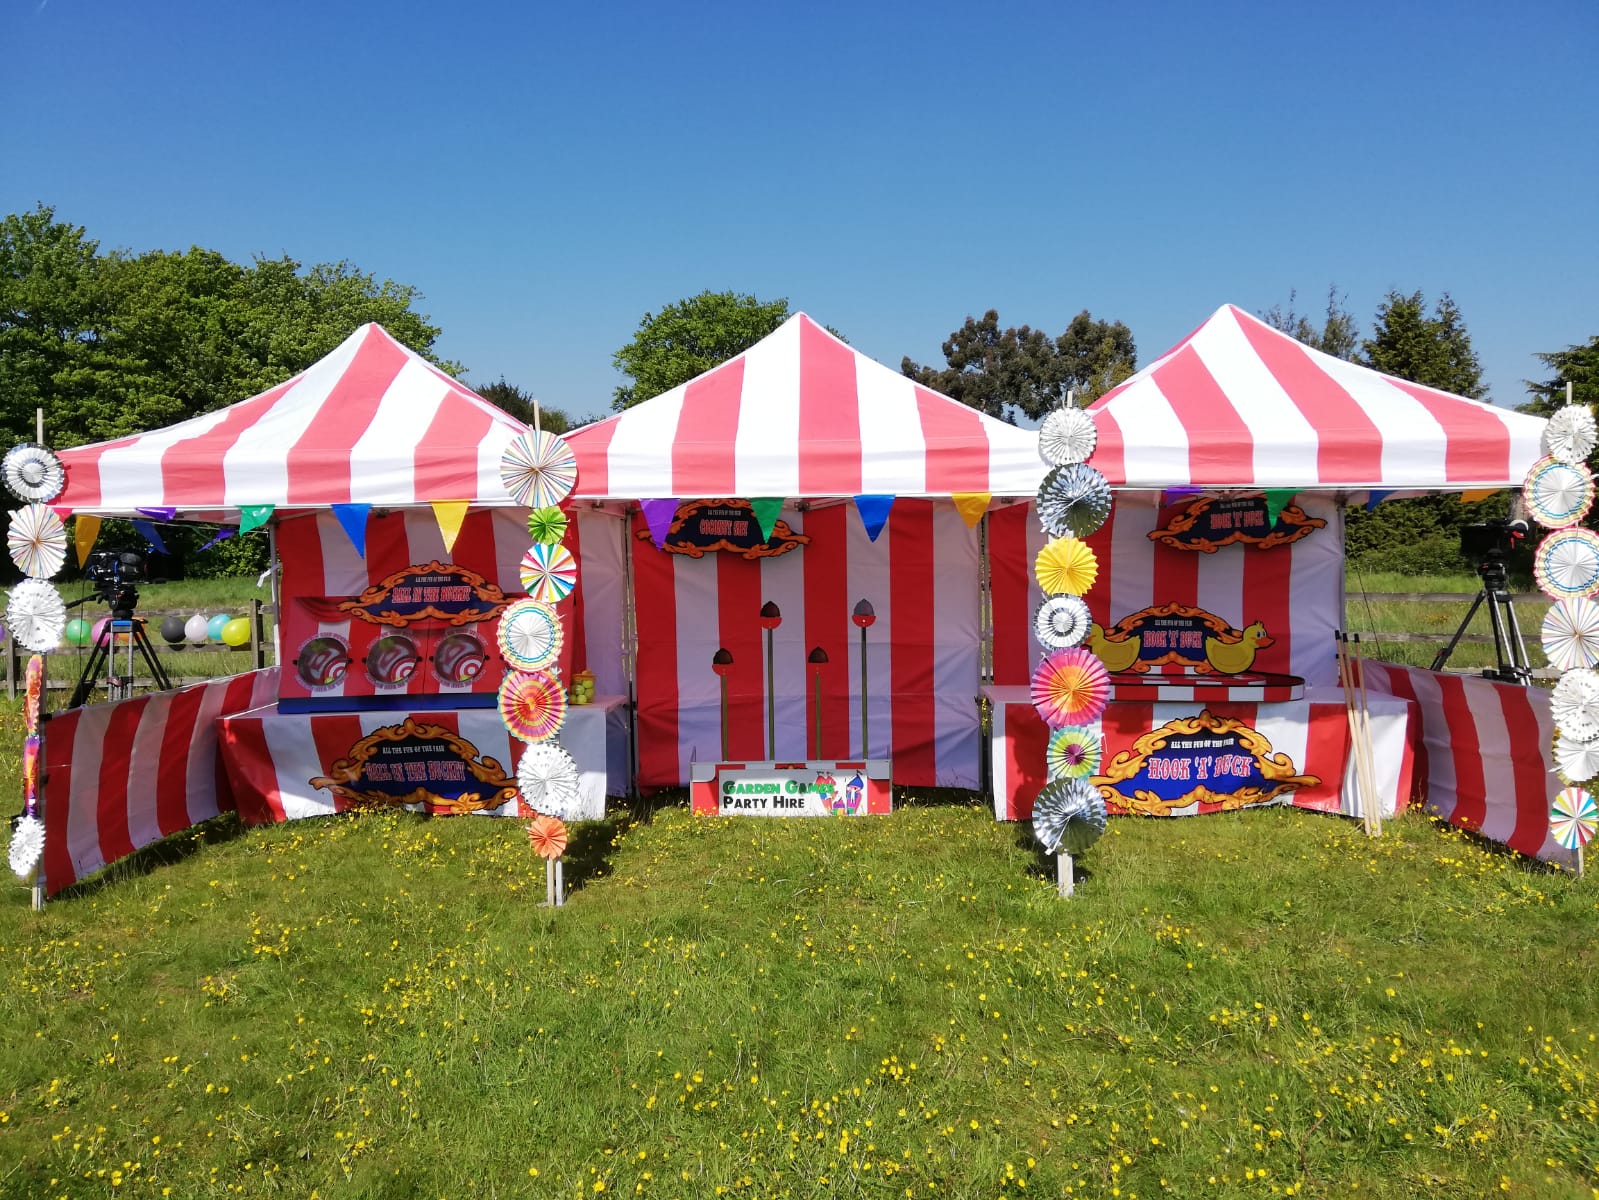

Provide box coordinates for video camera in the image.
[1458,518,1529,566]
[83,549,145,617]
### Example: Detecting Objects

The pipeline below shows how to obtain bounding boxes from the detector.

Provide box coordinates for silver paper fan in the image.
[516,742,582,821]
[8,503,66,578]
[7,813,44,878]
[1030,777,1108,855]
[6,578,65,653]
[1034,594,1092,650]
[1037,407,1098,467]
[1,443,65,504]
[1037,463,1112,540]
[1554,730,1599,786]
[1551,668,1599,743]
[1543,405,1598,467]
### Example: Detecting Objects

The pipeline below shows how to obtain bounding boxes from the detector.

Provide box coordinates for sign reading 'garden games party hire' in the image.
[638,499,810,559]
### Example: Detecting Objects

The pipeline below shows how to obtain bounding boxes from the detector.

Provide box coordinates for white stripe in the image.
[317,511,370,596]
[672,556,720,774]
[62,706,110,883]
[95,409,234,509]
[1108,492,1157,638]
[263,715,333,821]
[347,357,451,505]
[845,507,895,759]
[762,509,810,761]
[734,321,802,498]
[1189,311,1322,486]
[854,361,927,496]
[122,701,166,851]
[184,677,238,824]
[930,502,981,787]
[607,388,685,497]
[1289,498,1343,687]
[576,511,628,697]
[1105,379,1193,487]
[476,419,520,504]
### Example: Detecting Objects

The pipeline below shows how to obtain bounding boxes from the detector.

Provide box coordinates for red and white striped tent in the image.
[567,312,1047,500]
[1090,304,1546,492]
[54,323,526,517]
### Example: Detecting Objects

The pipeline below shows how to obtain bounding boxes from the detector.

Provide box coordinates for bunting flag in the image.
[198,528,235,553]
[73,514,101,567]
[1161,486,1205,506]
[330,503,371,558]
[136,507,176,521]
[751,498,784,542]
[951,492,991,528]
[1262,489,1297,526]
[640,498,679,549]
[1460,489,1499,503]
[1365,490,1393,511]
[239,504,275,534]
[431,500,469,554]
[130,519,167,555]
[853,494,895,542]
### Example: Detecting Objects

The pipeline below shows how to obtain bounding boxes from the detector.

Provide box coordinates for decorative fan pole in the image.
[712,649,735,759]
[758,602,782,758]
[853,600,876,758]
[807,646,828,758]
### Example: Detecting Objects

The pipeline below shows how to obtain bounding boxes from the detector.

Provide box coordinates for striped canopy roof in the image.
[55,324,526,516]
[1089,304,1546,492]
[566,312,1047,500]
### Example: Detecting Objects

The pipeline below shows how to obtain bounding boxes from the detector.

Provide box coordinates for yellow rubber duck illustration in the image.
[1085,622,1142,673]
[1203,621,1270,675]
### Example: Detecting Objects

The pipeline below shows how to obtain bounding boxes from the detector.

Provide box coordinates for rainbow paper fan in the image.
[1034,537,1099,597]
[519,543,578,604]
[23,654,43,734]
[1524,455,1595,530]
[500,431,578,509]
[1549,786,1598,851]
[1030,777,1108,855]
[1046,725,1102,780]
[1542,597,1599,672]
[498,598,563,672]
[498,668,568,743]
[1031,646,1111,728]
[8,503,66,579]
[1534,528,1599,600]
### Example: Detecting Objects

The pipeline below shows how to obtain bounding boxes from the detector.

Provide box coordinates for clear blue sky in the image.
[4,0,1595,420]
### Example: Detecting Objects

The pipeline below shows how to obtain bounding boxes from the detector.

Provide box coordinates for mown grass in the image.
[1343,569,1550,674]
[0,799,1595,1199]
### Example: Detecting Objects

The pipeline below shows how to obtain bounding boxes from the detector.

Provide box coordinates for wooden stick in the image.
[1057,851,1074,897]
[1351,634,1382,836]
[1336,633,1377,835]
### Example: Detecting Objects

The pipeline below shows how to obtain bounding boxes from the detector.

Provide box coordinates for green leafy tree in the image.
[1260,285,1358,359]
[1361,290,1484,399]
[901,309,1136,421]
[471,377,585,433]
[1521,335,1599,417]
[612,291,795,410]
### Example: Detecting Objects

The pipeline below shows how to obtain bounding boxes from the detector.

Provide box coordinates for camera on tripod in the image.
[83,549,145,618]
[1458,518,1529,565]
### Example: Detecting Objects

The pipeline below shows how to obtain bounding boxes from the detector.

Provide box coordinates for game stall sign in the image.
[637,499,810,559]
[1147,494,1326,553]
[690,760,893,817]
[308,717,519,815]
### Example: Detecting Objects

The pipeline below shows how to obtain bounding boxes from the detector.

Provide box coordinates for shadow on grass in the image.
[52,811,251,902]
[558,787,690,896]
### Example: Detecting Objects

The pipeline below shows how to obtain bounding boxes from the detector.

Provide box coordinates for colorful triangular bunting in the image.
[136,507,176,521]
[750,498,784,542]
[73,514,101,568]
[239,504,275,534]
[1459,489,1499,504]
[853,495,895,542]
[640,499,679,549]
[331,503,371,558]
[1262,489,1297,526]
[130,519,167,555]
[951,492,991,528]
[1365,490,1393,511]
[198,528,235,553]
[431,500,469,554]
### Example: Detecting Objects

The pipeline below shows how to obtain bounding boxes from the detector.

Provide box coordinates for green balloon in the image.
[65,618,91,646]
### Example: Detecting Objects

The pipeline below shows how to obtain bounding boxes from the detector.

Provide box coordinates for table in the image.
[218,695,631,825]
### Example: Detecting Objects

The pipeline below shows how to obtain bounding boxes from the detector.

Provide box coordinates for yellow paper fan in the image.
[1034,537,1099,596]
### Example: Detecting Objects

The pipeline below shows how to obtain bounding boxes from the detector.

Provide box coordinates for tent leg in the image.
[622,511,641,799]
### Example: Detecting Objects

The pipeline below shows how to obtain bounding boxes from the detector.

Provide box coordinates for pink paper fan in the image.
[498,669,568,743]
[1030,647,1111,728]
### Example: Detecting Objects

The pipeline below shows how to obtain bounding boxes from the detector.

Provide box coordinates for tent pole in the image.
[267,521,281,669]
[622,508,640,799]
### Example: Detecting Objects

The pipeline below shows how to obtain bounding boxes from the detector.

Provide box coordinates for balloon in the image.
[160,615,186,646]
[91,617,109,647]
[220,617,250,648]
[65,617,91,646]
[207,613,231,642]
[184,614,209,645]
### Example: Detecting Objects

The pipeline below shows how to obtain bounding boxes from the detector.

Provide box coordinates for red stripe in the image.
[308,714,369,814]
[413,391,497,502]
[1377,665,1427,806]
[801,503,851,758]
[150,376,302,507]
[569,414,620,498]
[1385,380,1512,483]
[95,696,152,869]
[1496,682,1550,856]
[1150,524,1199,675]
[41,711,81,895]
[276,513,327,598]
[988,505,1031,686]
[1236,317,1383,484]
[366,510,411,586]
[888,503,937,780]
[1152,346,1255,484]
[219,717,283,824]
[1240,533,1294,677]
[1099,700,1155,816]
[1086,410,1126,487]
[444,510,502,695]
[632,513,681,789]
[1293,700,1348,812]
[717,552,767,760]
[798,320,862,495]
[1002,702,1050,820]
[210,674,266,815]
[1081,503,1118,631]
[286,329,407,505]
[157,685,208,829]
[915,387,991,494]
[1435,673,1487,832]
[672,359,744,496]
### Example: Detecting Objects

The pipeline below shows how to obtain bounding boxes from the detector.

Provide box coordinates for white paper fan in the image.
[1037,407,1098,467]
[1523,455,1595,530]
[8,503,66,578]
[8,814,44,878]
[1543,405,1598,467]
[6,578,65,653]
[1542,597,1599,672]
[2,444,65,504]
[516,742,582,821]
[1034,595,1093,650]
[1554,731,1599,786]
[1551,668,1599,743]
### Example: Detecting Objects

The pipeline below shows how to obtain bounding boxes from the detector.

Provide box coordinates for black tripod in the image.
[68,591,173,708]
[1430,550,1532,684]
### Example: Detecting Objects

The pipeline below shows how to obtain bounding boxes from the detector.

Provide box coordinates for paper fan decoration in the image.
[1034,537,1099,597]
[23,654,44,734]
[1034,594,1093,650]
[498,668,568,743]
[1037,464,1112,540]
[1543,405,1598,467]
[527,506,569,546]
[500,430,578,509]
[519,543,578,604]
[2,443,65,504]
[8,503,66,579]
[1037,407,1098,468]
[1031,777,1108,856]
[1549,786,1599,851]
[527,814,569,860]
[1551,668,1599,742]
[1534,528,1599,600]
[6,578,65,653]
[1046,725,1102,780]
[517,742,582,821]
[1553,730,1599,786]
[8,814,44,879]
[1031,646,1111,728]
[1523,455,1595,529]
[1541,597,1599,672]
[498,598,563,672]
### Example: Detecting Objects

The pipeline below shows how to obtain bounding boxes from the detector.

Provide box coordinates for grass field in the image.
[1341,569,1549,674]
